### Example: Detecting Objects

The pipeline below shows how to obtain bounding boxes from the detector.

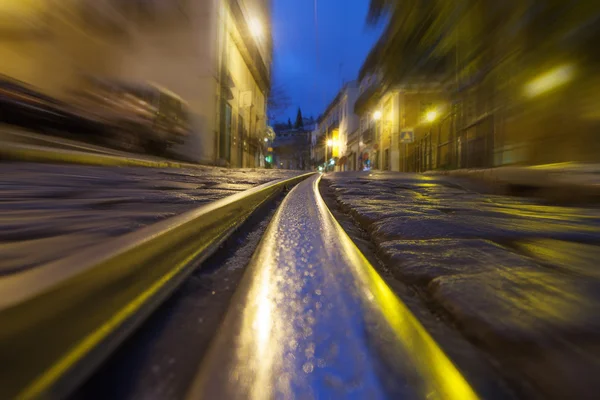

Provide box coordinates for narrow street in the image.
[1,164,599,399]
[1,0,599,398]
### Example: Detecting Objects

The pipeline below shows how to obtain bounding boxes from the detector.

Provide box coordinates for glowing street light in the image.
[249,18,263,39]
[264,137,269,142]
[373,110,382,121]
[425,110,438,122]
[327,139,333,147]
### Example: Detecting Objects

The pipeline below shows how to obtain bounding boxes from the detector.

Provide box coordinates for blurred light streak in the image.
[525,64,575,98]
[249,17,264,39]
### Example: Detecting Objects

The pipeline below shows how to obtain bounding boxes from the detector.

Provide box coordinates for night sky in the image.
[271,0,383,123]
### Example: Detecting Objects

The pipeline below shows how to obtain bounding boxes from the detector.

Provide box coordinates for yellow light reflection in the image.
[253,270,273,351]
[313,176,479,400]
[241,253,277,400]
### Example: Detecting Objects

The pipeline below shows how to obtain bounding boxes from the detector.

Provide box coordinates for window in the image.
[238,114,245,139]
[220,102,232,161]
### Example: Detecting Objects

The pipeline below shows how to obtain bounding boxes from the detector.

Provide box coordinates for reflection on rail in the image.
[190,174,478,399]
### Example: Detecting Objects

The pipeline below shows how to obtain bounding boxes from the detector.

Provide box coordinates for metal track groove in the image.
[188,174,478,400]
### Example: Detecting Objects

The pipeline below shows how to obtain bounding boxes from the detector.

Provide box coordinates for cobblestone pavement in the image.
[0,163,301,274]
[323,171,600,399]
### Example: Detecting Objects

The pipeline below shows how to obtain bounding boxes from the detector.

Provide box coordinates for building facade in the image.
[0,0,272,166]
[358,2,600,170]
[312,81,360,171]
[272,128,310,170]
[354,72,449,172]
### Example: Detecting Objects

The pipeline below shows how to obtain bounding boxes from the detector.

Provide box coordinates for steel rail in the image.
[0,172,314,400]
[188,174,479,400]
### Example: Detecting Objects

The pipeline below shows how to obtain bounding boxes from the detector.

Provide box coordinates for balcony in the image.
[327,119,339,131]
[361,126,374,144]
[347,129,359,145]
[354,85,381,116]
[315,133,327,147]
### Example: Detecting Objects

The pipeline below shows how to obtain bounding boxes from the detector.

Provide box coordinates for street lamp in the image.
[372,110,384,169]
[425,109,439,171]
[249,18,263,39]
[326,139,338,172]
[425,110,438,123]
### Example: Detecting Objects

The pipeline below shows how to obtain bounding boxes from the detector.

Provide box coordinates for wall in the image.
[0,1,121,98]
[338,84,360,167]
[399,91,449,172]
[0,0,271,166]
[225,12,268,168]
[113,0,221,164]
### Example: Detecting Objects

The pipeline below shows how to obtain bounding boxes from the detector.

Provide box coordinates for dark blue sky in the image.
[271,0,383,122]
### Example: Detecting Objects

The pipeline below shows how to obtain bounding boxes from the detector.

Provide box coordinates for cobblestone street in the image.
[323,171,600,398]
[0,163,300,274]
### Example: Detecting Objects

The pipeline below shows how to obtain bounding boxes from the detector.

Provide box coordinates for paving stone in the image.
[208,183,261,191]
[0,188,82,199]
[503,341,600,399]
[429,269,600,398]
[0,199,106,211]
[429,269,600,345]
[370,215,479,243]
[349,208,433,229]
[0,163,301,272]
[377,239,540,285]
[325,171,600,398]
[0,233,110,274]
[136,181,203,191]
[513,239,600,279]
[456,215,600,243]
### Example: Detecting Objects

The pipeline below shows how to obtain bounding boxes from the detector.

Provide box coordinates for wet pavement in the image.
[0,163,300,274]
[323,171,600,399]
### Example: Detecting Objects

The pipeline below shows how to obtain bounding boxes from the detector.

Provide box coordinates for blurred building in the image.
[0,0,272,166]
[312,81,359,171]
[272,127,310,170]
[354,71,449,172]
[359,1,600,170]
[0,1,120,97]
